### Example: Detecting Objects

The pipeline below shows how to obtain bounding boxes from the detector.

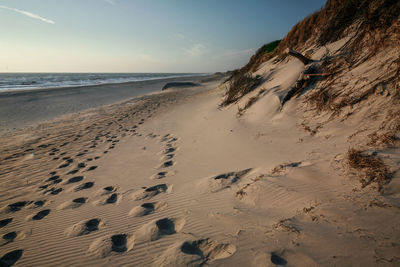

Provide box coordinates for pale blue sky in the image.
[0,0,325,73]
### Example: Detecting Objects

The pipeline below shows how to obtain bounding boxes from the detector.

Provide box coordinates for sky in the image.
[0,0,326,73]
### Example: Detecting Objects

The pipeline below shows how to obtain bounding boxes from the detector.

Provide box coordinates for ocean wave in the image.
[0,73,206,92]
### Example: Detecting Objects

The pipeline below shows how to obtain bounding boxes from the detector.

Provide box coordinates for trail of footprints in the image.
[0,101,165,264]
[151,133,178,180]
[0,130,237,266]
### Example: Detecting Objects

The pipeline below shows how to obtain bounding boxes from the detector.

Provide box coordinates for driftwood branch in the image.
[286,48,311,65]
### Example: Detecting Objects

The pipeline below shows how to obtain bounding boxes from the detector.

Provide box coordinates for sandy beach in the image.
[1,66,399,266]
[1,0,399,266]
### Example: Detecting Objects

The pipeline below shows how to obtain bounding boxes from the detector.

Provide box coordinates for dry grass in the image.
[306,71,397,115]
[368,132,398,147]
[237,88,266,116]
[347,148,392,191]
[235,185,250,200]
[368,113,400,147]
[300,122,322,136]
[221,73,261,106]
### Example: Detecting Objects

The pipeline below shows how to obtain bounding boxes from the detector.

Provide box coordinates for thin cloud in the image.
[0,5,55,24]
[218,48,256,58]
[104,0,117,5]
[184,43,206,57]
[175,33,185,40]
[137,53,157,63]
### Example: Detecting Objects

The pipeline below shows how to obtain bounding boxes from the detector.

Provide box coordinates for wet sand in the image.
[0,75,207,134]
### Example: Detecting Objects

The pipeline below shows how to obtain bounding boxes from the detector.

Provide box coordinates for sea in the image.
[0,73,205,92]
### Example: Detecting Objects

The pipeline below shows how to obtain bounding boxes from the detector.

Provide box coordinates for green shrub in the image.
[258,40,281,54]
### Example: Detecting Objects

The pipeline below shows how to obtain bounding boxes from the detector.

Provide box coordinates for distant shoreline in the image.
[0,74,217,133]
[0,73,209,94]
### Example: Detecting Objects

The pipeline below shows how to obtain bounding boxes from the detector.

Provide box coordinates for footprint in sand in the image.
[0,218,12,228]
[180,238,236,263]
[0,230,29,246]
[96,193,120,205]
[208,168,252,192]
[132,184,172,200]
[46,175,60,183]
[155,218,184,236]
[52,178,63,184]
[29,200,46,208]
[151,171,168,179]
[135,217,185,243]
[58,197,87,210]
[0,249,23,267]
[270,253,287,266]
[58,163,70,169]
[162,154,174,161]
[50,188,63,195]
[103,186,115,193]
[32,209,50,220]
[65,218,104,237]
[60,142,69,147]
[160,134,170,142]
[2,231,17,243]
[167,137,178,143]
[165,143,173,148]
[77,163,86,169]
[86,166,97,172]
[66,176,84,184]
[159,160,174,168]
[88,233,135,258]
[94,186,120,205]
[129,202,167,217]
[59,157,73,168]
[105,193,118,204]
[75,182,94,191]
[5,201,29,213]
[67,169,79,175]
[46,175,60,182]
[163,147,176,154]
[73,197,87,204]
[154,238,236,266]
[38,185,49,191]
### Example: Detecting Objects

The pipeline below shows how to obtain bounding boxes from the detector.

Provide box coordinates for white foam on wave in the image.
[0,73,207,92]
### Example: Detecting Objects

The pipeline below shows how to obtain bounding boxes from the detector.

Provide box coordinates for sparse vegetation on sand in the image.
[221,73,262,106]
[221,39,281,106]
[347,148,393,191]
[222,0,400,110]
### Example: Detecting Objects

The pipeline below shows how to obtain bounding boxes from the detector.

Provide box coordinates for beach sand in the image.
[0,73,399,266]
